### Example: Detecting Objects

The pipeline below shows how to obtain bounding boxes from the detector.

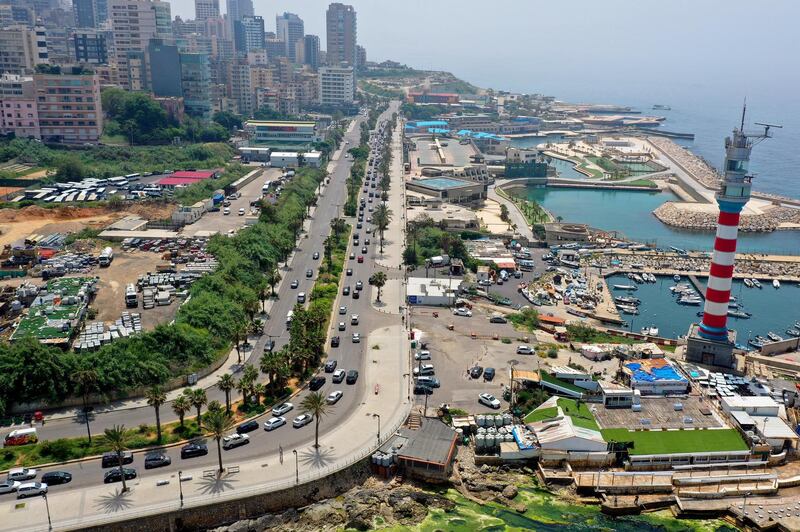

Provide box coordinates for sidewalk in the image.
[487,183,535,241]
[6,325,410,532]
[375,113,406,270]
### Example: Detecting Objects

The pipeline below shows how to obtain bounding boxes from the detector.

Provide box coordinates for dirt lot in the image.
[90,250,179,330]
[0,203,175,248]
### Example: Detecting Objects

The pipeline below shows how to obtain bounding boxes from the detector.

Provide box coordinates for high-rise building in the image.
[34,67,104,144]
[304,35,321,69]
[73,0,98,28]
[276,12,303,63]
[153,0,172,35]
[95,0,109,24]
[0,25,48,75]
[109,0,157,89]
[180,52,211,118]
[225,0,252,22]
[148,40,182,97]
[0,74,39,139]
[227,59,251,115]
[265,37,286,61]
[326,3,356,67]
[318,65,354,107]
[194,0,219,21]
[233,15,264,55]
[356,44,366,69]
[0,4,35,27]
[73,31,108,64]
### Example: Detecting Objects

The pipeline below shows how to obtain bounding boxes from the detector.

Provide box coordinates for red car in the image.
[357,256,364,263]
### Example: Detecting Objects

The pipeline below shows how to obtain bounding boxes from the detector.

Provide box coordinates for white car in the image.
[272,402,294,417]
[478,279,492,286]
[222,433,250,450]
[7,468,36,482]
[352,333,361,343]
[413,364,435,376]
[0,480,20,494]
[16,482,46,499]
[350,314,359,325]
[479,393,501,409]
[414,350,431,361]
[452,307,472,317]
[263,416,286,431]
[339,306,347,315]
[293,414,313,428]
[516,345,534,355]
[332,369,346,383]
[238,208,245,216]
[326,390,343,404]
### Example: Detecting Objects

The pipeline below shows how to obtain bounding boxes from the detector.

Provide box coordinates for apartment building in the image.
[109,0,157,89]
[0,74,39,139]
[326,3,356,67]
[73,31,109,64]
[0,25,48,75]
[31,69,103,143]
[276,12,304,63]
[318,65,354,107]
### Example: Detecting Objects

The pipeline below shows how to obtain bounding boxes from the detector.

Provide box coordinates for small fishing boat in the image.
[618,305,639,315]
[615,296,641,305]
[743,278,753,288]
[613,284,638,291]
[673,274,681,282]
[727,310,751,319]
[773,279,780,289]
[767,332,783,342]
[648,326,659,336]
[752,279,762,289]
[785,328,800,338]
[748,338,765,348]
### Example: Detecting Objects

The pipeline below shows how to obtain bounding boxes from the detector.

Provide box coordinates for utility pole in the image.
[293,449,299,484]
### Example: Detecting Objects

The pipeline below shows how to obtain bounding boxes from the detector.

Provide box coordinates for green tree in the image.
[145,385,167,443]
[212,111,243,131]
[300,392,330,449]
[71,368,100,412]
[185,388,207,428]
[372,204,393,253]
[172,395,191,429]
[216,373,235,413]
[266,267,282,298]
[204,408,234,473]
[103,425,131,492]
[369,271,388,303]
[330,217,346,239]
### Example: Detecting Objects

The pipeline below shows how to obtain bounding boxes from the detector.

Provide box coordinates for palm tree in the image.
[236,365,258,405]
[71,368,100,443]
[186,388,207,429]
[323,235,334,273]
[266,267,281,298]
[252,382,265,405]
[172,395,191,429]
[144,385,167,444]
[204,408,234,474]
[369,271,388,303]
[103,424,131,492]
[216,373,235,413]
[330,217,346,239]
[372,204,393,253]
[300,392,330,449]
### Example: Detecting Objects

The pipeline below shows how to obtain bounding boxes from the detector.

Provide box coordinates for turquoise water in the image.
[519,186,800,255]
[414,177,471,189]
[549,157,587,179]
[510,134,569,149]
[607,274,800,341]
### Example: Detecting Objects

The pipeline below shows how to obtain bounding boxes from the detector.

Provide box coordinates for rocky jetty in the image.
[653,202,800,232]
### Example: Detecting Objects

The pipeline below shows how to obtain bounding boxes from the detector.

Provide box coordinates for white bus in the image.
[125,173,141,181]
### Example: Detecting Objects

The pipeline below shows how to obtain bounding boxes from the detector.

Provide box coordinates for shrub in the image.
[547,347,558,359]
[39,439,74,461]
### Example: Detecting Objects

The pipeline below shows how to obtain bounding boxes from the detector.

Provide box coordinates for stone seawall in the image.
[80,461,372,532]
[653,202,800,232]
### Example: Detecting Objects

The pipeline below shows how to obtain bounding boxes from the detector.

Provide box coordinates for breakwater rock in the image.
[653,202,800,232]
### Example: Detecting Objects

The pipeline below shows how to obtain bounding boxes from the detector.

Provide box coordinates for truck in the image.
[125,284,138,308]
[98,247,114,267]
[4,428,37,446]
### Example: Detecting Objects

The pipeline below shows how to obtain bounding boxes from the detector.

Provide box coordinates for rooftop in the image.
[391,419,457,466]
[624,358,687,384]
[411,177,477,190]
[601,428,748,456]
[171,170,216,179]
[245,120,316,127]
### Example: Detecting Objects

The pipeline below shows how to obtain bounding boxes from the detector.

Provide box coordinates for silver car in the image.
[272,402,294,417]
[0,480,20,494]
[292,414,312,428]
[264,416,286,431]
[16,482,47,498]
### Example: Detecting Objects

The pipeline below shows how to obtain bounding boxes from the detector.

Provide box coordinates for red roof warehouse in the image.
[157,170,218,188]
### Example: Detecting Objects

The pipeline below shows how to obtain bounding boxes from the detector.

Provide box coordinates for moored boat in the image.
[773,279,780,289]
[743,278,753,288]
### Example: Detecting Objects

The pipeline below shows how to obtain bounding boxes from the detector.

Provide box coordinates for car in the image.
[479,393,502,409]
[313,251,320,259]
[414,384,433,395]
[352,290,360,299]
[326,390,343,404]
[361,246,368,253]
[144,454,171,469]
[357,255,364,263]
[338,321,346,331]
[356,222,363,229]
[180,442,208,459]
[352,333,361,343]
[365,239,371,245]
[414,350,431,361]
[478,279,492,287]
[306,269,313,278]
[309,376,326,391]
[238,208,245,216]
[265,339,276,352]
[331,335,340,347]
[223,207,231,215]
[346,370,359,384]
[104,468,137,484]
[292,414,312,428]
[222,200,231,207]
[346,268,353,276]
[353,233,360,240]
[469,366,484,379]
[484,367,496,381]
[101,451,133,468]
[351,314,359,325]
[343,286,351,295]
[514,270,523,279]
[413,364,435,376]
[452,307,472,317]
[489,315,507,324]
[415,376,440,388]
[290,279,299,289]
[264,416,287,431]
[272,402,294,416]
[7,468,36,482]
[222,433,250,450]
[16,482,47,498]
[349,252,355,260]
[324,360,338,372]
[297,292,306,303]
[236,419,260,434]
[355,281,363,290]
[332,369,346,383]
[516,345,534,355]
[0,481,20,494]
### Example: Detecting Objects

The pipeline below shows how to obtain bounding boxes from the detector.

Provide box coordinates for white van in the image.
[286,310,294,326]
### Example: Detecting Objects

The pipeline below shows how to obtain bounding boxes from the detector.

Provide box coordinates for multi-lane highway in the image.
[0,103,407,505]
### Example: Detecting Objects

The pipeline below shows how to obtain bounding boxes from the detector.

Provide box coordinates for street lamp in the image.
[42,493,52,531]
[81,406,93,445]
[403,373,410,402]
[373,414,381,445]
[178,470,184,507]
[292,449,299,484]
[508,359,520,415]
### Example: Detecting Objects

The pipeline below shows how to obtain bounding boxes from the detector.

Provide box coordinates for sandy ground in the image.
[475,199,510,234]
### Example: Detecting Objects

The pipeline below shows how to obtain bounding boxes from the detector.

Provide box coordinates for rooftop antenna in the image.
[740,98,747,131]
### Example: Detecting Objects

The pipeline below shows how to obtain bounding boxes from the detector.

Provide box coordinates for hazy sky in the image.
[169,0,800,101]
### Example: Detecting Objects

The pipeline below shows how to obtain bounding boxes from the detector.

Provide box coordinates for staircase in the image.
[406,411,422,430]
